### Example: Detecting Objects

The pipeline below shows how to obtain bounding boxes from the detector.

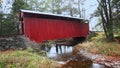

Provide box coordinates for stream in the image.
[41,43,110,68]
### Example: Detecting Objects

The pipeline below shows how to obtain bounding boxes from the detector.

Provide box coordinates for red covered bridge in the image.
[19,9,89,43]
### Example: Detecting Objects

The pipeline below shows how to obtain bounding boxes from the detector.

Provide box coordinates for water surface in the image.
[41,43,110,68]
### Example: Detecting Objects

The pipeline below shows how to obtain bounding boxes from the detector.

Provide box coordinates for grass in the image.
[92,39,120,56]
[89,32,120,56]
[0,50,59,68]
[0,61,3,68]
[76,32,120,57]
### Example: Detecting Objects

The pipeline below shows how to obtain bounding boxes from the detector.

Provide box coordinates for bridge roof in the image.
[20,9,83,21]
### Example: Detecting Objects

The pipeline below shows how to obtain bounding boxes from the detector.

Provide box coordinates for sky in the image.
[83,0,99,31]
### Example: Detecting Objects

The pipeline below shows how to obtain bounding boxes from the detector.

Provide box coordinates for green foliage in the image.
[28,0,63,13]
[89,32,105,41]
[27,0,86,17]
[112,0,120,34]
[0,14,18,35]
[0,61,3,68]
[0,0,28,36]
[12,0,28,14]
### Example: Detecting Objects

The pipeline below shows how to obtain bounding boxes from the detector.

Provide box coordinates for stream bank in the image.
[73,42,120,68]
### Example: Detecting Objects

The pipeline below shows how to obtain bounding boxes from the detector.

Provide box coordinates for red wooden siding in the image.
[20,10,89,43]
[23,17,88,43]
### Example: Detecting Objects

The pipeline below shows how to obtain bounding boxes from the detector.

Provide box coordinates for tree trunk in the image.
[97,0,114,41]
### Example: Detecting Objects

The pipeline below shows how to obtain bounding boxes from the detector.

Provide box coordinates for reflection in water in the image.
[92,64,105,68]
[41,43,109,68]
[46,44,73,59]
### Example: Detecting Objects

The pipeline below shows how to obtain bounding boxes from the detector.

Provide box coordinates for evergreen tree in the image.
[12,0,28,14]
[11,0,28,34]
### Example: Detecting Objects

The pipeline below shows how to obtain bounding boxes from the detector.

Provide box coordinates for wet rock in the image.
[58,61,66,64]
[105,60,111,62]
[105,63,111,67]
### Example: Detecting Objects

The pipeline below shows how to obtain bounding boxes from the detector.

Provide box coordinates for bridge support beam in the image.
[73,37,86,45]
